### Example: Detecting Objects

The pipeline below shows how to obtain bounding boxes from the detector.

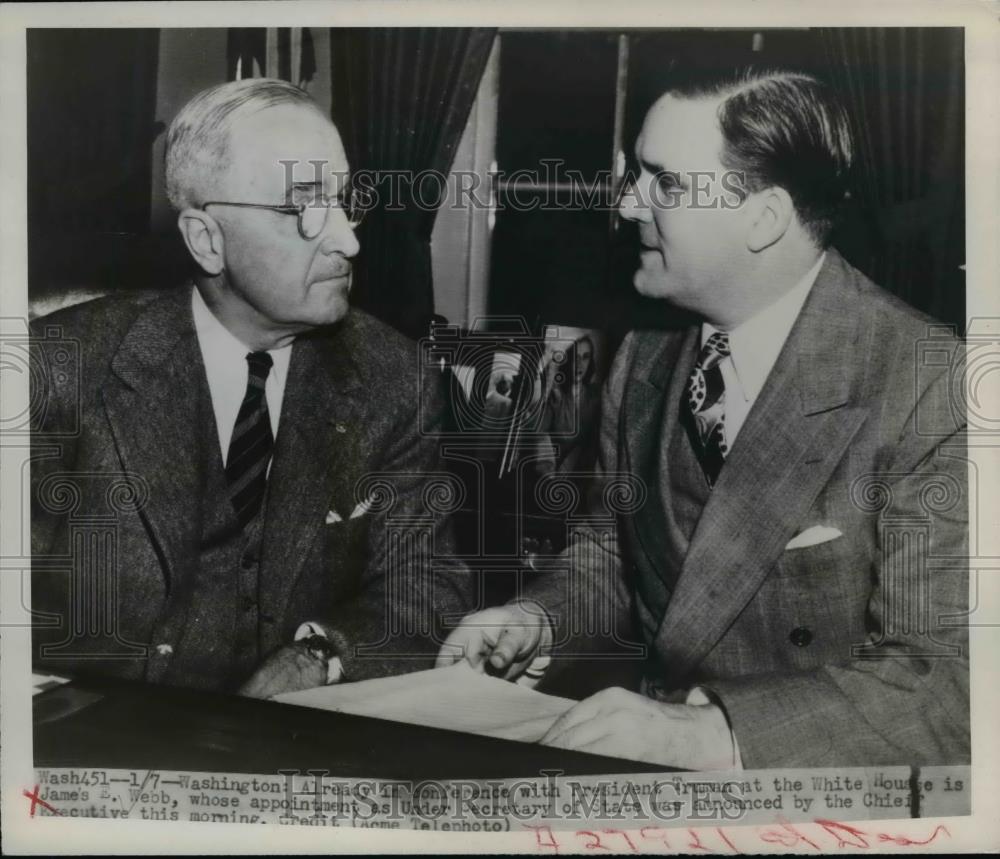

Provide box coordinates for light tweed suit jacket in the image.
[528,250,969,768]
[31,287,473,690]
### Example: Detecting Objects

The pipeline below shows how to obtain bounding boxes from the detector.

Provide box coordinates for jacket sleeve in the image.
[311,364,476,681]
[523,333,645,695]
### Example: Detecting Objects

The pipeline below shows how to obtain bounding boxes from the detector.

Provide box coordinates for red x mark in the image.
[23,784,61,816]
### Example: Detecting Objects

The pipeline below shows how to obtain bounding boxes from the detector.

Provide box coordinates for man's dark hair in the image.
[671,68,854,246]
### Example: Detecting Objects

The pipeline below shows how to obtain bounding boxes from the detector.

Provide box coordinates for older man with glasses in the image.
[31,78,472,697]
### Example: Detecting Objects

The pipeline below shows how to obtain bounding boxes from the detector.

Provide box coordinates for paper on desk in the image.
[272,661,575,743]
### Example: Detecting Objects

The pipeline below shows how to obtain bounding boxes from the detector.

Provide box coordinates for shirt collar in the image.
[702,252,825,403]
[191,285,292,386]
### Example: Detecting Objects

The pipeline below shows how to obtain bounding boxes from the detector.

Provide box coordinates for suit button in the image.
[789,627,813,647]
[242,598,256,612]
[260,613,275,624]
[241,555,256,570]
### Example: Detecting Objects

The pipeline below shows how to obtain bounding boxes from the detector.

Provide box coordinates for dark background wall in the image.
[488,29,966,336]
[26,28,966,334]
[27,30,185,302]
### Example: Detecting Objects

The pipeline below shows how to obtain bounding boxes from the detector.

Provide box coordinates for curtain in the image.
[27,29,161,236]
[27,29,161,301]
[820,28,965,329]
[330,28,496,339]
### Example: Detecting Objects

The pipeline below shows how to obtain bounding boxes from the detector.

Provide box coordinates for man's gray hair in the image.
[165,77,322,210]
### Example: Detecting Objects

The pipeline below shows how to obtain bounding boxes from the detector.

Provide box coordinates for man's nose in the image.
[318,206,361,259]
[618,177,651,223]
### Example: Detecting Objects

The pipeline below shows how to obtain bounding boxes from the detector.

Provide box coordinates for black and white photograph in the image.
[1,1,997,854]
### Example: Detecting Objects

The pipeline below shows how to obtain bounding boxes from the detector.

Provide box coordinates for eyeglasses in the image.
[202,187,373,240]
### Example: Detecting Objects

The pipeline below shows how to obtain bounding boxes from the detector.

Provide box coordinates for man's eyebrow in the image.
[638,159,688,188]
[284,180,323,203]
[639,157,674,176]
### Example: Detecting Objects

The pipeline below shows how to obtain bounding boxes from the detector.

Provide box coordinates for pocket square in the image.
[785,525,842,550]
[325,510,343,525]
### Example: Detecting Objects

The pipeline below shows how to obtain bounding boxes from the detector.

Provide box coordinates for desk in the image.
[34,679,672,779]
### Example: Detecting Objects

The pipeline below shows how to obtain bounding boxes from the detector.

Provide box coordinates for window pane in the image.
[488,206,617,329]
[496,32,619,180]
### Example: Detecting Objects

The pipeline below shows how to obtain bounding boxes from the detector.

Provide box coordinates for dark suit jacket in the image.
[528,250,969,768]
[30,286,473,689]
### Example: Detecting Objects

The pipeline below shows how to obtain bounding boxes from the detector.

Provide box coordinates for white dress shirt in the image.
[191,286,293,466]
[701,252,826,448]
[192,288,344,685]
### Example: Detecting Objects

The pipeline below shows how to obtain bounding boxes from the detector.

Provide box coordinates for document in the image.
[273,662,575,743]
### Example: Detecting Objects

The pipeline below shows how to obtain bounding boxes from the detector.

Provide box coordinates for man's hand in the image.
[540,687,735,770]
[436,604,552,680]
[238,644,328,699]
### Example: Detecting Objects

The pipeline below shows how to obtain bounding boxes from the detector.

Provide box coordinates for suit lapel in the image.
[653,252,871,685]
[625,327,699,587]
[101,288,204,594]
[258,321,365,623]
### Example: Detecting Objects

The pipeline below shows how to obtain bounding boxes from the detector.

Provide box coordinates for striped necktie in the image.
[685,331,731,488]
[226,351,274,527]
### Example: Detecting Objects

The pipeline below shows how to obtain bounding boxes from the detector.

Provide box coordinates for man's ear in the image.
[745,186,794,253]
[177,209,225,275]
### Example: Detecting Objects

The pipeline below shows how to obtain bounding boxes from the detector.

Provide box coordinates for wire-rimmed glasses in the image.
[202,186,373,240]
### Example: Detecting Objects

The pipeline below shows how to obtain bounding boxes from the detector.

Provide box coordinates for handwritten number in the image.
[602,829,637,852]
[577,830,608,850]
[716,827,742,854]
[688,828,711,851]
[640,826,670,850]
[523,824,560,853]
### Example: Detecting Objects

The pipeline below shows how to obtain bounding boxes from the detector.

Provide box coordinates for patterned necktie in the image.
[685,331,731,488]
[225,351,274,527]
